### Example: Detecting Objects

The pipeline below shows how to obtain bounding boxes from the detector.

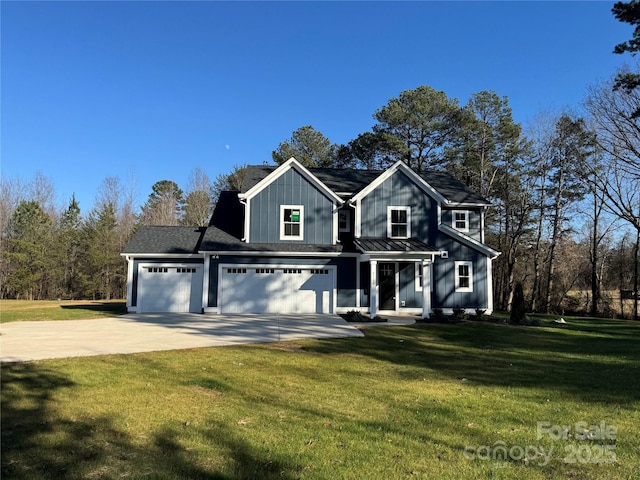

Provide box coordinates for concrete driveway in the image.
[0,313,364,363]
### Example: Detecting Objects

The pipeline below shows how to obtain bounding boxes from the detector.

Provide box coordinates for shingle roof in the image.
[241,165,490,205]
[122,226,205,254]
[199,226,344,253]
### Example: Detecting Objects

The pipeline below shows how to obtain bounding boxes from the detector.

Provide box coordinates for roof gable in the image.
[239,157,343,205]
[350,161,447,204]
[241,162,489,206]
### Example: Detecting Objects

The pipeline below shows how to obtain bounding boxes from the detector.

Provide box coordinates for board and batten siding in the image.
[249,168,334,244]
[432,239,488,309]
[359,170,435,240]
[441,208,483,241]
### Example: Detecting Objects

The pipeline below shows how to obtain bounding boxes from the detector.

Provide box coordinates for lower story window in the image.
[455,261,473,292]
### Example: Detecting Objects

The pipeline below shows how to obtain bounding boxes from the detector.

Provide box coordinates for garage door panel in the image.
[219,266,334,314]
[138,265,203,313]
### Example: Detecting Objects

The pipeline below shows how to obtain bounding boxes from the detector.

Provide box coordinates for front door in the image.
[379,262,396,310]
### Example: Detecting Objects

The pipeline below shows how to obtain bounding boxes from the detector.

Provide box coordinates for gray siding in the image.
[360,170,435,241]
[398,262,422,308]
[442,208,482,241]
[249,168,334,244]
[432,235,488,309]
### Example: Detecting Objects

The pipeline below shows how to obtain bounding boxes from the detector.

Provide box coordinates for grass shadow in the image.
[60,301,127,316]
[304,321,640,405]
[1,362,300,479]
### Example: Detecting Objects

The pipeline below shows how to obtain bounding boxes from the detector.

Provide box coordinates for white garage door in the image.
[219,265,335,314]
[138,264,203,313]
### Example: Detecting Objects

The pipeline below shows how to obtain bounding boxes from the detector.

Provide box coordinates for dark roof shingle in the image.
[122,226,205,254]
[241,165,489,205]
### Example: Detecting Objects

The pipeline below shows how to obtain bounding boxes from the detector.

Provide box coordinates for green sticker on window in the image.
[292,211,300,222]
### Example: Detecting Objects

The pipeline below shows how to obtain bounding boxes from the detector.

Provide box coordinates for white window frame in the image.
[415,262,434,292]
[452,210,469,233]
[280,205,304,241]
[387,206,411,239]
[338,209,351,233]
[454,261,473,292]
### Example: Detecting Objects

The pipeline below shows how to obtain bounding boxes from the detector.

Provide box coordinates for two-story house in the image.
[122,158,500,318]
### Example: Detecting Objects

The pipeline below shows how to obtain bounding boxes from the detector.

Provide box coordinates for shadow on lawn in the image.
[61,301,127,316]
[305,322,640,405]
[1,363,299,480]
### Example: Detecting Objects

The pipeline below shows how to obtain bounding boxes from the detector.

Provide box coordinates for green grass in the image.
[0,300,127,323]
[2,318,639,479]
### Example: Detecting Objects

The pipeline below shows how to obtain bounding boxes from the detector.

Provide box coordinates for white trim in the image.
[387,206,411,239]
[370,260,378,317]
[197,250,357,257]
[356,259,361,308]
[350,161,447,204]
[280,205,304,241]
[202,253,211,311]
[415,261,434,292]
[333,203,340,243]
[439,223,500,259]
[240,197,250,242]
[486,256,494,314]
[120,253,203,259]
[480,208,486,244]
[239,157,343,205]
[126,256,134,310]
[454,261,473,293]
[338,209,351,233]
[422,259,432,319]
[354,199,362,238]
[452,210,470,233]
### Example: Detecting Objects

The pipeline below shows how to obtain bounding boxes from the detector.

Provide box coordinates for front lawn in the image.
[0,300,127,323]
[2,318,639,479]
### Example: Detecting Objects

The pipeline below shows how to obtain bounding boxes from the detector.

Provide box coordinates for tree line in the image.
[2,2,638,319]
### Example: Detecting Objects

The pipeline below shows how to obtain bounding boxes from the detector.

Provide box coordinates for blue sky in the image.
[1,1,631,213]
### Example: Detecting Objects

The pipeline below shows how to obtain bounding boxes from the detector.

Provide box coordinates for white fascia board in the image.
[238,157,344,205]
[439,223,501,259]
[120,253,204,259]
[447,201,492,208]
[332,202,339,244]
[350,161,447,205]
[198,250,359,257]
[355,252,438,262]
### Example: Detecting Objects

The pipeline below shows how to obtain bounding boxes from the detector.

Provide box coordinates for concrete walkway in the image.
[0,313,364,363]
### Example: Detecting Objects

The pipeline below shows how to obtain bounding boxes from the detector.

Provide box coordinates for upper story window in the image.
[455,261,473,292]
[453,210,469,232]
[338,210,351,233]
[280,205,304,240]
[387,206,411,239]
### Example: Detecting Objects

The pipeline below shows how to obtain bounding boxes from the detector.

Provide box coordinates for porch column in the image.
[355,260,361,308]
[202,253,210,313]
[422,259,432,319]
[370,260,378,317]
[126,256,135,312]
